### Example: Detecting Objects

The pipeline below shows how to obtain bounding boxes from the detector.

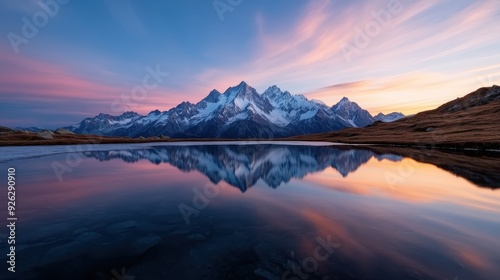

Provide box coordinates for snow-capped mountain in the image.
[63,81,404,138]
[67,111,142,135]
[373,112,405,123]
[83,144,403,191]
[331,97,374,127]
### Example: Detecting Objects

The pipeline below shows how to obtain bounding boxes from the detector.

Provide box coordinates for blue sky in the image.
[1,0,499,128]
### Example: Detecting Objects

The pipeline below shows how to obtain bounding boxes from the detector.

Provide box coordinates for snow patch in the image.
[226,112,249,125]
[109,118,135,125]
[299,109,318,121]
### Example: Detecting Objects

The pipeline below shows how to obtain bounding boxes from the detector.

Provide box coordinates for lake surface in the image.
[0,142,499,280]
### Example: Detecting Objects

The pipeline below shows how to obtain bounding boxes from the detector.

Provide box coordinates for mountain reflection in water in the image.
[84,145,403,191]
[1,143,499,280]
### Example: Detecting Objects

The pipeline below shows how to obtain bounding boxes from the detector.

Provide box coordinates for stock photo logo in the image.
[7,0,71,54]
[0,0,499,279]
[212,0,244,21]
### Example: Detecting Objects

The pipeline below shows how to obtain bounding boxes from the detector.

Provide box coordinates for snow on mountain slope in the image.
[331,97,374,127]
[63,81,405,138]
[262,85,325,124]
[373,112,405,123]
[66,112,142,135]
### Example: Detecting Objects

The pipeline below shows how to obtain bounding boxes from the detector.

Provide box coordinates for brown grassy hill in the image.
[292,85,500,149]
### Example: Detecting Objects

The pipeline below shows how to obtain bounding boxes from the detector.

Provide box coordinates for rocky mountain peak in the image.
[121,111,141,118]
[202,89,222,103]
[63,81,405,138]
[332,97,360,112]
[340,96,350,102]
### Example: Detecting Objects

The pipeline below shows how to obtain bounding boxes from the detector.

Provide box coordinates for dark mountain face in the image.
[331,97,374,127]
[63,81,404,138]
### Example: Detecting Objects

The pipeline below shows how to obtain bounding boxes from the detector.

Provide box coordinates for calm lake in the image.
[0,142,499,280]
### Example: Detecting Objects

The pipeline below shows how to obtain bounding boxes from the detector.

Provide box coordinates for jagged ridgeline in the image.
[63,82,404,138]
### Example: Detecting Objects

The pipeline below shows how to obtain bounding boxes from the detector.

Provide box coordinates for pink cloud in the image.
[305,71,494,115]
[0,49,125,101]
[0,48,190,117]
[3,0,500,120]
[194,0,500,114]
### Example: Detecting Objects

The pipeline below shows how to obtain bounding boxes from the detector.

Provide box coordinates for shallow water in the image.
[0,143,499,280]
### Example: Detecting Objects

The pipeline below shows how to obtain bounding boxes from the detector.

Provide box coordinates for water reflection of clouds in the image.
[305,157,500,213]
[14,154,209,221]
[3,144,499,279]
[247,179,499,279]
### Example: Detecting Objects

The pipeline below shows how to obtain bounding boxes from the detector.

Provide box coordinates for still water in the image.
[0,142,499,280]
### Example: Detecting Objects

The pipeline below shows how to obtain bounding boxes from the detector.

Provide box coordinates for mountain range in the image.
[63,81,404,138]
[296,85,500,149]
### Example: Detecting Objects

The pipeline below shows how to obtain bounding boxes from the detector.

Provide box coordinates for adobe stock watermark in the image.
[111,64,169,113]
[384,155,418,189]
[213,0,244,21]
[384,131,448,190]
[7,0,71,54]
[384,100,470,191]
[51,139,104,182]
[282,235,341,280]
[178,182,225,225]
[341,0,413,63]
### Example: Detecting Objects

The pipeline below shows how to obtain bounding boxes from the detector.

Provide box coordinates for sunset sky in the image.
[1,0,499,128]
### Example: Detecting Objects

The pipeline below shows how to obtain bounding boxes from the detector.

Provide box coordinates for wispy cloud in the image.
[0,48,124,101]
[1,0,500,127]
[104,0,145,35]
[0,47,182,127]
[194,0,500,114]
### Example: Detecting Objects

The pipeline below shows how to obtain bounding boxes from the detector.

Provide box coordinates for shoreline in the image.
[1,134,500,152]
[2,137,499,190]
